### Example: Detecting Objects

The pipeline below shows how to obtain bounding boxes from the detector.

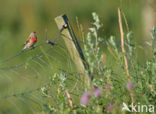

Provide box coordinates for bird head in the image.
[29,32,37,38]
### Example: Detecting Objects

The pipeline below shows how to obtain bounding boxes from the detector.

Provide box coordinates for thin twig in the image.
[121,11,130,32]
[118,8,135,109]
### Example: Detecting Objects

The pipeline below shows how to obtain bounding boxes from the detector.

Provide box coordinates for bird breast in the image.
[31,38,37,43]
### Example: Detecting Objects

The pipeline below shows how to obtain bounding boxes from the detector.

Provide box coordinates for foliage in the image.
[0,11,155,113]
[40,13,156,114]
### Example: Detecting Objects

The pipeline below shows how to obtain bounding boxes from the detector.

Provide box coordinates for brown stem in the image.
[118,8,136,112]
[65,89,76,114]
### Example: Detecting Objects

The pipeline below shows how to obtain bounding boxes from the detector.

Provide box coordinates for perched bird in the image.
[22,32,37,51]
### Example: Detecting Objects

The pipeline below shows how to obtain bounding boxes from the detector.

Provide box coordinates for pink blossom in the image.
[80,92,90,106]
[126,82,134,91]
[93,87,102,98]
[105,104,114,111]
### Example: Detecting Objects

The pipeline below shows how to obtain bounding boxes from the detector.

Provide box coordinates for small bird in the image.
[22,32,37,51]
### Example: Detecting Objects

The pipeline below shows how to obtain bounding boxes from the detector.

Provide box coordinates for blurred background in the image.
[0,0,155,57]
[0,0,156,113]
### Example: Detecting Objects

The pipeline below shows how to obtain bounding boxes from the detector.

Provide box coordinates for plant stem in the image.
[65,89,76,114]
[118,8,136,112]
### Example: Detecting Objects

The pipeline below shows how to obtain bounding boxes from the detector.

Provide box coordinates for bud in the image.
[93,87,102,98]
[126,82,134,91]
[105,104,114,111]
[80,92,90,106]
[105,83,111,93]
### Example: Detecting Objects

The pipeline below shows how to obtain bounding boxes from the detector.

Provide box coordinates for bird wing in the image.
[24,37,31,45]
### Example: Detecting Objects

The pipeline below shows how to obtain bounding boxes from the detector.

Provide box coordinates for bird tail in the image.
[22,45,27,52]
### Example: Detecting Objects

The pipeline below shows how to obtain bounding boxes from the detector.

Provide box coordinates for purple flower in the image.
[93,87,102,98]
[105,104,114,111]
[126,82,134,91]
[80,92,90,106]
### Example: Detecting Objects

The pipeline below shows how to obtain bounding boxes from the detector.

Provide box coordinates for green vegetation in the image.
[0,0,156,114]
